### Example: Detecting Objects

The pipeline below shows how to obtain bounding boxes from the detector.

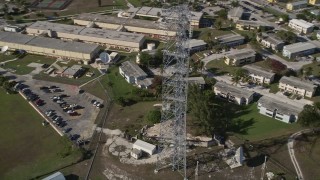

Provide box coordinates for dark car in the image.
[40,86,48,90]
[50,85,58,89]
[63,128,72,133]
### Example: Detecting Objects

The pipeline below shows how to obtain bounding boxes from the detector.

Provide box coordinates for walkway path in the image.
[288,129,312,180]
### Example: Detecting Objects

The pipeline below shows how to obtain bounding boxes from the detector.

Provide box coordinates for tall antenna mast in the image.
[155,3,191,180]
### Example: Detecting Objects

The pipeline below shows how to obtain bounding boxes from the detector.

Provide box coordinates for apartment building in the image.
[214,82,254,105]
[282,42,316,59]
[243,65,276,84]
[288,19,314,34]
[286,1,307,11]
[183,39,207,54]
[279,76,317,98]
[258,96,302,123]
[256,33,284,52]
[215,34,245,47]
[235,20,267,31]
[309,0,320,5]
[224,49,256,66]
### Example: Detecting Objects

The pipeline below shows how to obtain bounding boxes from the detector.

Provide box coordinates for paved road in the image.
[288,129,313,180]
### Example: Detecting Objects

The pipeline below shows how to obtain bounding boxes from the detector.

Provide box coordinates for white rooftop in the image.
[133,139,156,152]
[290,19,314,29]
[283,42,316,53]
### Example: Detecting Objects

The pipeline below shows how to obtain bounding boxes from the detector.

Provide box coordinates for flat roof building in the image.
[225,49,256,66]
[214,81,254,105]
[119,61,151,89]
[286,1,307,11]
[279,76,317,98]
[61,65,84,78]
[73,13,176,39]
[258,96,302,123]
[282,42,316,59]
[243,65,275,84]
[228,7,244,22]
[288,19,314,34]
[0,32,100,61]
[26,21,145,52]
[215,34,245,47]
[184,39,207,53]
[132,139,156,155]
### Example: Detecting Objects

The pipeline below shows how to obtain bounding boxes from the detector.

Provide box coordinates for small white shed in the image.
[42,172,65,180]
[131,148,142,159]
[132,139,156,155]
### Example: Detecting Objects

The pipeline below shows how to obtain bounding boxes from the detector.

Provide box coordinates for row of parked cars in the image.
[21,88,45,106]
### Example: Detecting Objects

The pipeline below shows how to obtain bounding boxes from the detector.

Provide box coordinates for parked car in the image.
[63,128,72,133]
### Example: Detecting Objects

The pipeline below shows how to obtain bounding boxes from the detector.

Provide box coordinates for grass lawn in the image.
[127,0,141,7]
[301,61,320,77]
[231,102,301,141]
[106,101,160,136]
[269,83,279,93]
[0,89,81,179]
[2,54,56,75]
[0,53,18,63]
[33,60,102,86]
[198,28,232,41]
[99,65,139,99]
[206,59,240,75]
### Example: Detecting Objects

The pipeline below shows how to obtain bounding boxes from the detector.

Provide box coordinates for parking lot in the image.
[18,79,103,142]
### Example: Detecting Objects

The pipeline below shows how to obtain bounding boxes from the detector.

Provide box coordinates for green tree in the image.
[296,14,307,21]
[216,9,227,19]
[298,105,320,127]
[231,1,239,7]
[139,52,152,67]
[276,30,297,44]
[117,96,126,107]
[0,75,8,86]
[280,14,289,22]
[146,109,161,124]
[188,85,228,135]
[232,69,249,84]
[214,19,223,30]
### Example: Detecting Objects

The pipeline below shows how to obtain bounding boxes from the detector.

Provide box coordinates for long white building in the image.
[74,13,177,39]
[279,76,317,98]
[0,32,101,61]
[214,82,254,105]
[258,96,302,123]
[243,65,275,85]
[26,21,145,52]
[288,19,314,34]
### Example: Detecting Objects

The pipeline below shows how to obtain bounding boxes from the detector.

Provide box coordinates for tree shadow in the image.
[246,154,268,167]
[228,118,255,135]
[207,68,228,76]
[65,174,79,180]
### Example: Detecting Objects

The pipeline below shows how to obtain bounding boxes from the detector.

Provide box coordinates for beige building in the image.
[133,6,203,28]
[309,0,320,5]
[256,33,284,52]
[0,32,101,61]
[279,76,317,98]
[286,1,307,11]
[243,65,275,84]
[73,13,177,39]
[288,19,314,34]
[26,21,145,52]
[235,20,267,31]
[225,49,256,66]
[214,81,254,105]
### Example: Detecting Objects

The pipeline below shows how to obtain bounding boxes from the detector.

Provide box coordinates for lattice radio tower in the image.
[155,3,191,179]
